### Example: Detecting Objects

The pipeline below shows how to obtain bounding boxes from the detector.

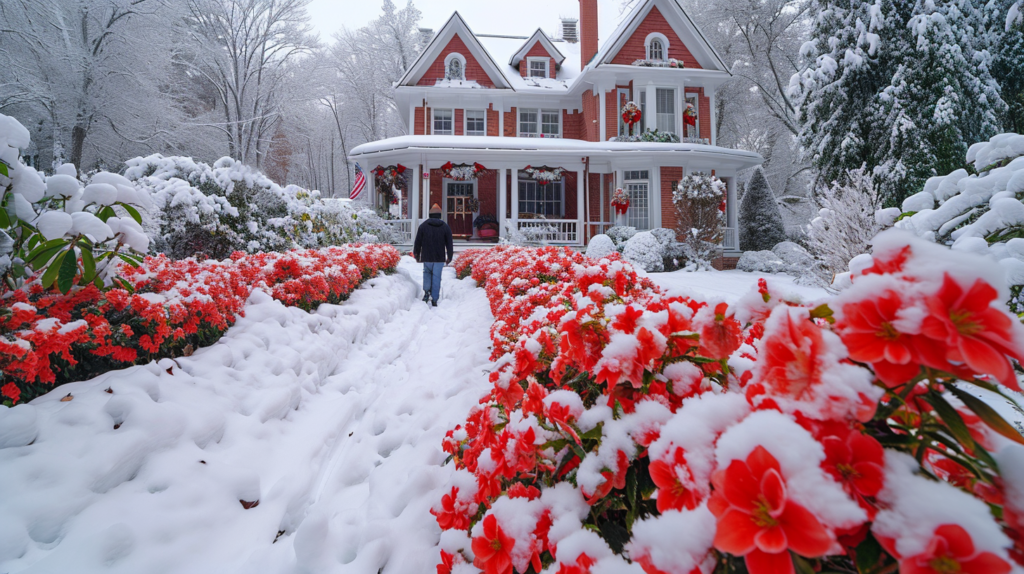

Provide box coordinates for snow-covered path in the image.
[0,258,493,574]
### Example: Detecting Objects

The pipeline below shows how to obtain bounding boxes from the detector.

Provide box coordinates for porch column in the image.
[599,89,607,142]
[726,175,738,250]
[499,168,508,238]
[576,168,585,245]
[410,163,420,233]
[511,167,519,230]
[422,163,430,219]
[599,173,606,230]
[645,84,656,133]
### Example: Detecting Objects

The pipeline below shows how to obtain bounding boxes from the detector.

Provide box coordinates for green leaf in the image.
[809,303,834,320]
[56,247,78,293]
[948,385,1024,446]
[856,532,884,573]
[923,391,978,451]
[25,238,69,266]
[97,205,116,221]
[0,160,8,178]
[40,249,68,289]
[118,202,143,225]
[792,554,815,574]
[116,252,141,268]
[81,247,96,282]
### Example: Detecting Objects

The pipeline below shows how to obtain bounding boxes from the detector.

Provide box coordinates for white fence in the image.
[517,219,579,244]
[384,219,413,244]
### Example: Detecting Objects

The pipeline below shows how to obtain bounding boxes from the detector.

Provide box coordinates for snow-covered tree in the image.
[805,168,884,279]
[674,173,726,269]
[993,0,1024,133]
[739,168,787,251]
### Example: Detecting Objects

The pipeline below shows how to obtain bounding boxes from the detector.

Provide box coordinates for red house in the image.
[349,0,762,255]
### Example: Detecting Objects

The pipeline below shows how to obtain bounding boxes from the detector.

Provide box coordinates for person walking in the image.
[413,203,453,307]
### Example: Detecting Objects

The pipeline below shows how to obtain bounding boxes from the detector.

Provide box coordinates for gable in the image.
[519,42,559,78]
[609,5,701,68]
[417,35,497,88]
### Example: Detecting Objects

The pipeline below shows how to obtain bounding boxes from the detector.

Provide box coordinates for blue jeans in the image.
[422,262,444,302]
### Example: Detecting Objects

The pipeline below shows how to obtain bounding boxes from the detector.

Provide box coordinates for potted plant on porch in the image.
[473,215,499,241]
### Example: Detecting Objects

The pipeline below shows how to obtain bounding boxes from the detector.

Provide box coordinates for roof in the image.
[508,29,566,67]
[397,12,514,90]
[477,35,581,93]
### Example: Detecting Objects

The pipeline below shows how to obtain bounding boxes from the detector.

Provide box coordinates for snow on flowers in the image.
[435,234,1024,574]
[1,244,400,404]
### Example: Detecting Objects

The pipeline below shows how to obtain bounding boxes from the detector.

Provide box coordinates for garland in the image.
[631,58,684,68]
[610,187,630,215]
[523,165,565,185]
[441,162,486,181]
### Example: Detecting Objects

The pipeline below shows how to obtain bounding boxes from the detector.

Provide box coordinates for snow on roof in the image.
[477,35,581,93]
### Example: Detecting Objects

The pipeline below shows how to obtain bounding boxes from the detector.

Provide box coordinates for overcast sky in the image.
[306,0,628,43]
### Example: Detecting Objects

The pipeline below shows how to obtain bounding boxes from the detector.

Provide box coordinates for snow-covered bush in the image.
[441,238,1024,574]
[739,167,786,252]
[674,173,725,269]
[834,134,1024,309]
[649,227,686,270]
[585,234,617,260]
[604,225,637,246]
[127,155,392,260]
[806,169,885,280]
[739,241,827,285]
[622,230,664,272]
[0,113,151,297]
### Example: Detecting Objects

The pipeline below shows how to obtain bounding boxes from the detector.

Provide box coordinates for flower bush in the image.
[0,244,399,405]
[434,232,1024,574]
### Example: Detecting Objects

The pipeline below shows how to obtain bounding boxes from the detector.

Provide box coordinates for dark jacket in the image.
[414,216,454,263]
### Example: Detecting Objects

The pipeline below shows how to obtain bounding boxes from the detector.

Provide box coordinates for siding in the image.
[417,35,497,88]
[519,42,559,79]
[609,6,702,68]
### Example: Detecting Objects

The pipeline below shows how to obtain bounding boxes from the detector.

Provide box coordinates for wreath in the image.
[621,101,642,129]
[611,187,630,215]
[523,165,565,185]
[466,197,481,212]
[684,103,697,127]
[441,162,486,181]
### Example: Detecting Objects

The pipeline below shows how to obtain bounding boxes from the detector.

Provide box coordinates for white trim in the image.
[645,32,670,61]
[599,90,607,142]
[526,57,550,79]
[443,53,467,80]
[509,29,567,67]
[516,108,562,138]
[464,109,487,136]
[442,178,480,235]
[397,12,514,89]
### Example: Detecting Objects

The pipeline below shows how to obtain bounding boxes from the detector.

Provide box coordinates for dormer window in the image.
[646,34,669,62]
[527,57,549,78]
[444,53,466,80]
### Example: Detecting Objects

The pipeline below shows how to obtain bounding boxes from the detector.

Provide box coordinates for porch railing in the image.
[384,219,413,244]
[517,219,579,244]
[680,136,711,145]
[723,227,739,250]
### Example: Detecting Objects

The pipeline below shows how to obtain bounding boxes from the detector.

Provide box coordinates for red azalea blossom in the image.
[900,524,1011,574]
[650,446,702,511]
[820,428,885,517]
[557,553,597,574]
[757,308,827,400]
[472,514,516,574]
[836,290,922,386]
[708,446,833,574]
[920,274,1023,390]
[699,302,743,360]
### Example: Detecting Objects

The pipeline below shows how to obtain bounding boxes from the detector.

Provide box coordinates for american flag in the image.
[350,163,366,200]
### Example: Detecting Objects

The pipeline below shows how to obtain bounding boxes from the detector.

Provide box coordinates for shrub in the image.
[739,167,786,252]
[439,237,1024,574]
[585,234,617,260]
[622,231,664,272]
[674,173,725,269]
[0,244,400,405]
[806,168,884,281]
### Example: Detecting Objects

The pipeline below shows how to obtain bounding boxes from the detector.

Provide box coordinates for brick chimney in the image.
[579,0,598,70]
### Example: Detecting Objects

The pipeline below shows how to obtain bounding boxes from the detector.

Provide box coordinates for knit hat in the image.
[430,203,442,214]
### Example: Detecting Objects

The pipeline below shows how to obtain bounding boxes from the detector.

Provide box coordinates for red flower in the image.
[431,486,473,531]
[820,428,884,517]
[437,550,455,574]
[472,514,516,574]
[708,446,833,574]
[650,447,702,511]
[1,382,21,404]
[836,290,922,386]
[557,553,596,574]
[757,308,827,400]
[920,274,1023,390]
[899,524,1010,574]
[699,302,742,360]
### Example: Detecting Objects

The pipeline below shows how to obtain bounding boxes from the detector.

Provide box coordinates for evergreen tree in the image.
[793,0,1008,206]
[739,168,788,251]
[993,0,1024,133]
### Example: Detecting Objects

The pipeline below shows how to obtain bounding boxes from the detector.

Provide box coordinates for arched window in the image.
[446,55,464,80]
[648,38,664,61]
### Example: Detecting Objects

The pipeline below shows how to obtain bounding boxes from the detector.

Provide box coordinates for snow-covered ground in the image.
[0,258,493,574]
[645,269,829,303]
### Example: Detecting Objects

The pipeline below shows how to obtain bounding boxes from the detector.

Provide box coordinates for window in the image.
[624,170,650,230]
[466,110,486,136]
[528,57,549,78]
[519,109,560,138]
[656,88,676,134]
[433,109,453,135]
[648,39,664,61]
[518,176,563,216]
[445,53,466,80]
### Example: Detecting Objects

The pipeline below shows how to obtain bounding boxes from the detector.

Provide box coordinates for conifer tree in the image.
[739,168,788,251]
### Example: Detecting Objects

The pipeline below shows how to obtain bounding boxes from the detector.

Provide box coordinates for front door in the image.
[446,182,475,238]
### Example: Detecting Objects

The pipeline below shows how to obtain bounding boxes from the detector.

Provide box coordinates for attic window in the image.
[527,57,549,78]
[444,53,466,81]
[646,33,669,62]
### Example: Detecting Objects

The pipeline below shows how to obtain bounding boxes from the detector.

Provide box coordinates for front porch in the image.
[350,136,761,252]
